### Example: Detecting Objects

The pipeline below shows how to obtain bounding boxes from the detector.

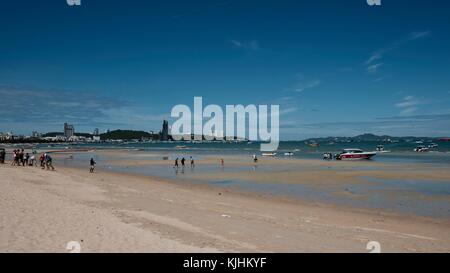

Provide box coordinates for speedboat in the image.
[307,142,320,148]
[414,146,429,152]
[428,143,438,149]
[262,153,277,157]
[284,152,295,156]
[376,145,391,153]
[376,145,384,152]
[323,152,333,160]
[174,145,189,150]
[336,149,377,160]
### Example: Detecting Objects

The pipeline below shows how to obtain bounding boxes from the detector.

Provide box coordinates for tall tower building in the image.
[161,120,169,141]
[64,123,75,139]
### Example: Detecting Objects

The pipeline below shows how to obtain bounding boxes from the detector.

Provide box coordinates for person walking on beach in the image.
[190,156,195,168]
[19,149,24,166]
[40,153,45,169]
[0,149,5,164]
[221,158,224,167]
[174,158,179,168]
[13,149,19,166]
[24,153,30,166]
[253,154,258,163]
[30,154,36,166]
[11,150,17,166]
[181,157,186,167]
[90,158,96,173]
[45,154,55,171]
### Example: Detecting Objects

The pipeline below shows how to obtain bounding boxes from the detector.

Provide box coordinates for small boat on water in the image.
[414,145,429,152]
[336,149,377,160]
[284,152,295,156]
[323,152,333,160]
[428,143,438,149]
[262,152,277,157]
[174,145,189,150]
[375,145,391,153]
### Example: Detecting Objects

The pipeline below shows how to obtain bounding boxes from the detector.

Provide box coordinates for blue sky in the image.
[0,0,449,139]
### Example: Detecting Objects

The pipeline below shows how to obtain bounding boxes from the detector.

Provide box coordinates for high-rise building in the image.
[93,128,99,136]
[64,123,75,139]
[31,131,41,138]
[161,120,169,141]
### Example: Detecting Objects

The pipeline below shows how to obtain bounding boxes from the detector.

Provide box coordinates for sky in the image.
[0,0,449,139]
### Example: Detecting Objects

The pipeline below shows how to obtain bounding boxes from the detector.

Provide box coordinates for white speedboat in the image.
[376,145,391,153]
[174,145,189,150]
[414,146,429,152]
[262,153,277,157]
[336,149,377,160]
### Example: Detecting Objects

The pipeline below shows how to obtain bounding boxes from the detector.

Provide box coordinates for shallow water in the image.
[40,141,450,165]
[54,146,450,218]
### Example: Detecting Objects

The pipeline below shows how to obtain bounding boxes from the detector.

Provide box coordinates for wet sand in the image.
[1,156,450,252]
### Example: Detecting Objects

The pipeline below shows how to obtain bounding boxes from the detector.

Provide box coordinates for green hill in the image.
[100,130,158,140]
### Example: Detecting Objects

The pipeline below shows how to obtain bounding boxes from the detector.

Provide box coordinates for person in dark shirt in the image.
[90,158,96,173]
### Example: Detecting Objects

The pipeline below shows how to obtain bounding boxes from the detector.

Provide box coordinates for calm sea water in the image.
[42,141,450,218]
[41,140,450,164]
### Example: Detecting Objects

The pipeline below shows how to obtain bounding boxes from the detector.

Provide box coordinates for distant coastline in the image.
[1,131,449,145]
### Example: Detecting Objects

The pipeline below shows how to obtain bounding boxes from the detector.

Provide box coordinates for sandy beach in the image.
[1,151,449,253]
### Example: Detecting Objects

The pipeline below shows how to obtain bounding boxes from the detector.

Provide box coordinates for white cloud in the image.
[364,30,431,73]
[366,63,383,74]
[279,107,299,115]
[293,80,321,92]
[365,53,382,66]
[229,40,260,50]
[409,31,431,40]
[395,95,422,116]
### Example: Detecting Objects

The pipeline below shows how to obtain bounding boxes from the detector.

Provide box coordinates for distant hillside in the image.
[303,134,441,143]
[42,132,93,138]
[100,130,158,140]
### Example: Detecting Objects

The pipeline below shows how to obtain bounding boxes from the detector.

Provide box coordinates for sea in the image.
[40,140,450,164]
[33,140,450,218]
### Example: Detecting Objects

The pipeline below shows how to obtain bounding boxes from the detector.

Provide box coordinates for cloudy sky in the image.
[0,0,449,139]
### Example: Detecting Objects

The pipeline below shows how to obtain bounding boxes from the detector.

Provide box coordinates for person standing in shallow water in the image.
[253,154,258,163]
[90,158,96,173]
[190,156,195,168]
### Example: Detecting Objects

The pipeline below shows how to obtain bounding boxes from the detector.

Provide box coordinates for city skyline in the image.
[1,1,450,139]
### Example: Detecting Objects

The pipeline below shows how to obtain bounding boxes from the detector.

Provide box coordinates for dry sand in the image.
[1,163,449,253]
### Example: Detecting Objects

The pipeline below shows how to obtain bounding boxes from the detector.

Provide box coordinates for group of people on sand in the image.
[10,149,54,170]
[172,155,257,171]
[174,156,195,168]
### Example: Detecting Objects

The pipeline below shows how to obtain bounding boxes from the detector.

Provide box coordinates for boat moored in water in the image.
[414,146,429,152]
[336,149,377,160]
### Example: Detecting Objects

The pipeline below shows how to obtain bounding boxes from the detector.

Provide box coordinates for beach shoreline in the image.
[1,159,449,253]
